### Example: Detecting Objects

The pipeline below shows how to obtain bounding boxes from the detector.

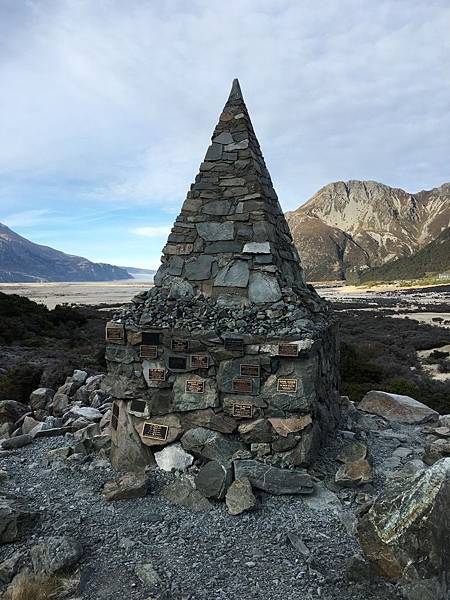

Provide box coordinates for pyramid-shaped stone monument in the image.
[154,78,306,304]
[104,80,340,495]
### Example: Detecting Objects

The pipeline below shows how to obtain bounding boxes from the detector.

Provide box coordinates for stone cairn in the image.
[104,80,340,494]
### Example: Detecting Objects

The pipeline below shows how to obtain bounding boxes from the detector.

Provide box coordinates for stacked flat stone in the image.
[153,78,306,305]
[104,80,341,492]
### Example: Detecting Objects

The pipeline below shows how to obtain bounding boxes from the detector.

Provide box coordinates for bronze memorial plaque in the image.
[142,331,160,346]
[168,356,188,370]
[232,378,253,394]
[232,403,254,418]
[240,364,260,377]
[140,345,158,359]
[278,343,299,357]
[130,399,146,414]
[142,422,169,441]
[171,339,189,353]
[148,368,166,382]
[185,380,205,394]
[105,323,124,342]
[190,354,209,369]
[224,338,244,353]
[277,378,298,393]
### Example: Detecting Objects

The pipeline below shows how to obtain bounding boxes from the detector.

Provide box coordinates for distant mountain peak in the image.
[286,180,450,281]
[0,223,131,283]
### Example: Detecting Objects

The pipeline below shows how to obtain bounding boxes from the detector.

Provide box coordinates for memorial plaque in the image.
[224,338,244,353]
[130,399,146,414]
[105,323,125,342]
[232,378,253,394]
[111,402,119,430]
[185,380,205,394]
[277,378,298,393]
[171,339,189,352]
[190,354,209,369]
[240,364,260,377]
[148,368,166,382]
[142,331,160,345]
[278,343,299,357]
[140,345,158,359]
[168,356,188,370]
[232,403,254,418]
[142,421,169,441]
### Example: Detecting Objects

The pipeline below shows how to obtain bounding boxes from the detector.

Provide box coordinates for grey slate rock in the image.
[204,143,223,161]
[162,478,212,512]
[213,131,234,144]
[181,427,244,463]
[214,260,249,288]
[0,494,37,543]
[233,459,314,494]
[195,460,232,499]
[225,478,256,515]
[1,434,33,450]
[196,221,234,241]
[248,272,282,303]
[31,536,83,575]
[184,255,216,280]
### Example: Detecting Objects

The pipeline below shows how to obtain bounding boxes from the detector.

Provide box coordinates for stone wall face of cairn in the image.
[103,80,341,484]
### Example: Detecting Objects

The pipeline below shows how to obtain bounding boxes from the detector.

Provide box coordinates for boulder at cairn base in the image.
[357,458,450,599]
[103,79,341,486]
[358,390,438,424]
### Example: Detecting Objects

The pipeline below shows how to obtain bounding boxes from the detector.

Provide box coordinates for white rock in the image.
[69,407,103,422]
[154,443,194,472]
[72,370,88,384]
[242,241,271,254]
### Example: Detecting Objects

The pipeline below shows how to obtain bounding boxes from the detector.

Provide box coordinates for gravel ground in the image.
[0,431,405,600]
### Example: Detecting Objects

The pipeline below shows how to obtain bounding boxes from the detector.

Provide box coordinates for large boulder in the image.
[31,536,82,575]
[358,390,438,424]
[357,458,450,599]
[29,388,54,412]
[233,459,314,495]
[0,401,29,425]
[0,493,37,543]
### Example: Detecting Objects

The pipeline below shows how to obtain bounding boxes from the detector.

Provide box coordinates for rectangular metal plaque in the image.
[148,368,166,382]
[111,402,119,430]
[277,378,298,393]
[232,403,254,418]
[142,422,169,441]
[185,380,205,394]
[168,356,188,370]
[130,399,146,414]
[278,343,299,357]
[171,339,189,352]
[240,364,260,377]
[140,345,158,359]
[224,338,244,353]
[142,331,160,345]
[232,378,253,394]
[190,354,209,369]
[105,323,124,341]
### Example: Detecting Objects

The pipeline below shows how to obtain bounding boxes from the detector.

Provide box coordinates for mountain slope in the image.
[286,181,450,281]
[0,223,131,283]
[358,227,450,283]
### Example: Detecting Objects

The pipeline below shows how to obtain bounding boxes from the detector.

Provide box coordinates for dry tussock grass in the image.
[3,572,78,600]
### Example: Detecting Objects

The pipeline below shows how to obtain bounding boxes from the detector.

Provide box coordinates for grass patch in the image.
[4,572,78,600]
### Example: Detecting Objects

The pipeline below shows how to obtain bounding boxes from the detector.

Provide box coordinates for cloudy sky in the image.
[0,0,449,270]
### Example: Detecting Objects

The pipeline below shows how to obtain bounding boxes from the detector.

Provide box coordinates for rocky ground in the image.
[2,378,449,599]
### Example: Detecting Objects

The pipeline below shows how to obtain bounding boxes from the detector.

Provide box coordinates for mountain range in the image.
[0,222,131,283]
[286,180,449,281]
[1,179,448,284]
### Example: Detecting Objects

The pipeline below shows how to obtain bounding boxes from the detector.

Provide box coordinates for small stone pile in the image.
[104,79,341,498]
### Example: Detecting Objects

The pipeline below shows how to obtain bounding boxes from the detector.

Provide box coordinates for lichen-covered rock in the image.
[225,478,256,515]
[357,458,450,599]
[233,459,314,495]
[29,388,54,411]
[31,536,83,575]
[161,478,212,512]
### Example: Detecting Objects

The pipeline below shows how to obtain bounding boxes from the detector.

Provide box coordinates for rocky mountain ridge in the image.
[286,181,450,281]
[0,223,131,283]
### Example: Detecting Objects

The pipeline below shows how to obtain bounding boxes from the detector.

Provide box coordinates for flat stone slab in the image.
[358,390,439,424]
[196,221,234,241]
[233,459,314,495]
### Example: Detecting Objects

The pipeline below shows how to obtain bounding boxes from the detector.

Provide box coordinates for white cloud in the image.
[132,225,171,238]
[1,208,52,227]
